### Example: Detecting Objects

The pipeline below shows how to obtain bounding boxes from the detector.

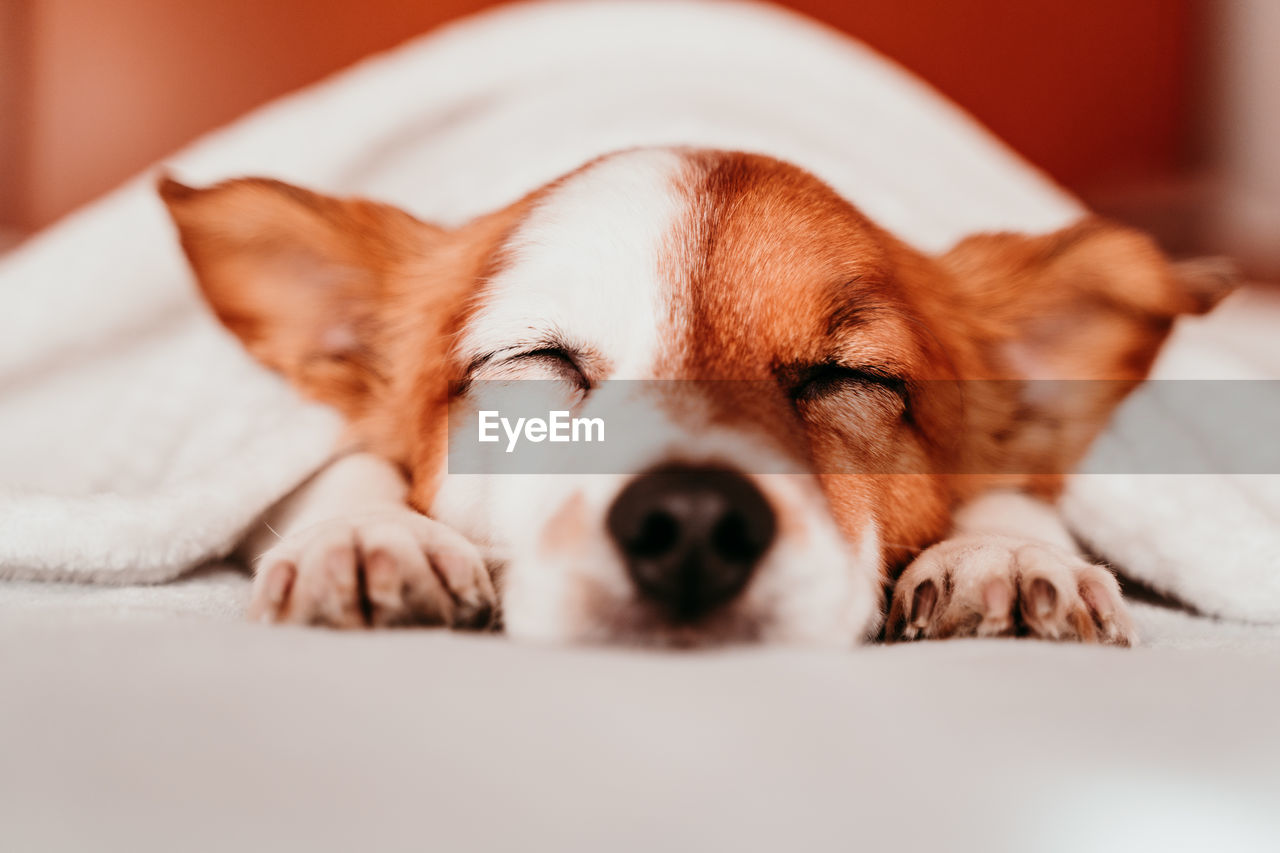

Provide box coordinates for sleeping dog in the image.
[161,148,1231,647]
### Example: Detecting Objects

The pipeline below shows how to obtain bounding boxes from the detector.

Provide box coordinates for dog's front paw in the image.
[886,535,1136,646]
[248,511,496,629]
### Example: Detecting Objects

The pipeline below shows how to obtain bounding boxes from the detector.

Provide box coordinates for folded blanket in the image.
[2,0,1275,623]
[1062,287,1280,622]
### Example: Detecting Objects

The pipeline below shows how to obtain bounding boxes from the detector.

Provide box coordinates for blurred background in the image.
[1,0,1276,277]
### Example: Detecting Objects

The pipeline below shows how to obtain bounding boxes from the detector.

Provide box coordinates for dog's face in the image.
[163,148,1230,646]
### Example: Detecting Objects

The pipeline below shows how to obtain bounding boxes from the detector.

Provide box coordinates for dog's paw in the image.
[886,535,1136,646]
[247,510,496,630]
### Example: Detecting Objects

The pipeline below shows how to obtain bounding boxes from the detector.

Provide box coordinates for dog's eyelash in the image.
[509,346,591,388]
[790,363,906,402]
[514,346,574,363]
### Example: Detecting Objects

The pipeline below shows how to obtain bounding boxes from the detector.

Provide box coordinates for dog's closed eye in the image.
[466,342,591,386]
[789,363,905,403]
[463,345,592,413]
[786,364,909,447]
[507,347,592,390]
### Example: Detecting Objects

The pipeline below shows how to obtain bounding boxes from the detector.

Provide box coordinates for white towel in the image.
[1062,287,1280,622]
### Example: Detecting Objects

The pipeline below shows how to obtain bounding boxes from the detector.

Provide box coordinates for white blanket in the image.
[1,0,1276,623]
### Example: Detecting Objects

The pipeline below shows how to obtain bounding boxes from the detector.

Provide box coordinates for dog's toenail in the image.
[981,579,1012,616]
[364,552,403,609]
[1029,577,1057,616]
[910,580,938,627]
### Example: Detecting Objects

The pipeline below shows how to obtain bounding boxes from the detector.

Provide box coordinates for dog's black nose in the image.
[606,465,776,620]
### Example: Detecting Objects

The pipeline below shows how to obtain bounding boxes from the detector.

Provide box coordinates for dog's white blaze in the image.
[456,148,688,379]
[435,149,689,563]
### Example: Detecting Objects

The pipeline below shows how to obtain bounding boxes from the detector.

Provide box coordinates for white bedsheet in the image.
[1,602,1278,853]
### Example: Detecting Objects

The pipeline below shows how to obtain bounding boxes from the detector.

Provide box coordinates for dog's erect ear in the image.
[159,176,443,417]
[935,218,1241,493]
[941,218,1240,383]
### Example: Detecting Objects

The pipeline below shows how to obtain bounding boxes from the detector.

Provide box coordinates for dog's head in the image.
[162,148,1233,646]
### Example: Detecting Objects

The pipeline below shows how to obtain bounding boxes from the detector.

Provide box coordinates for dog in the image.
[159,148,1233,647]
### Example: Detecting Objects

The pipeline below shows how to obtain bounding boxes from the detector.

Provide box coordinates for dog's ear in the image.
[947,217,1233,379]
[935,218,1241,492]
[941,218,1239,382]
[159,176,444,418]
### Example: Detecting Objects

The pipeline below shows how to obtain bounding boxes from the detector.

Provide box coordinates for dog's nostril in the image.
[631,510,680,558]
[711,512,763,563]
[606,465,777,620]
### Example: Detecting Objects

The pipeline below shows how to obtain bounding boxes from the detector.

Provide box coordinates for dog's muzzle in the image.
[606,464,777,620]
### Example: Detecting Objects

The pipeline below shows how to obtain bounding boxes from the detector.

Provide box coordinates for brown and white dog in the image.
[160,146,1231,647]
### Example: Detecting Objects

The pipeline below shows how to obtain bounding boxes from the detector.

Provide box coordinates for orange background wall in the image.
[2,0,1195,231]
